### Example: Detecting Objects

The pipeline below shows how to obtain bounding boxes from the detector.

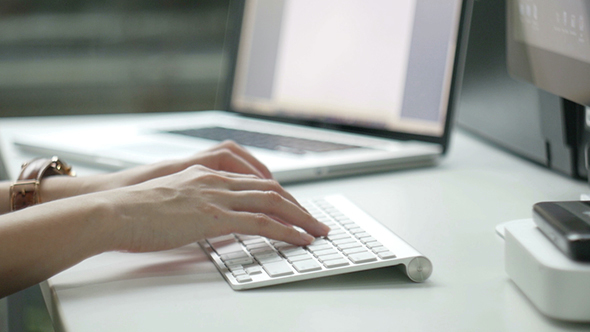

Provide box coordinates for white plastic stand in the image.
[498,219,590,322]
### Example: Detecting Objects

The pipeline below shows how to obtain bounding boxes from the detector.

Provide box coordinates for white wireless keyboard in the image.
[199,194,432,290]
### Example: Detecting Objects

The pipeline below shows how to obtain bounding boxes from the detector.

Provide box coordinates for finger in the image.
[210,141,273,179]
[215,150,268,179]
[202,167,261,181]
[225,177,307,211]
[228,191,330,237]
[225,211,316,246]
[193,147,267,179]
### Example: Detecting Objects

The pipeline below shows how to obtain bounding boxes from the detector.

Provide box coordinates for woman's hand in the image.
[108,165,329,252]
[38,141,274,203]
[0,141,329,297]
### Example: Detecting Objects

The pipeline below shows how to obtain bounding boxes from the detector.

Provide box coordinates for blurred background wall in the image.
[0,0,231,118]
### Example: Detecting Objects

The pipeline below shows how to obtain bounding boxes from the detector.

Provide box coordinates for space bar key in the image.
[261,261,294,277]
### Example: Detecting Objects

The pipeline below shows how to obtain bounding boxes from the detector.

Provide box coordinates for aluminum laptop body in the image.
[14,0,471,183]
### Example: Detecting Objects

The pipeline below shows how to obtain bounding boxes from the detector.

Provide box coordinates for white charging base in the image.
[498,219,590,322]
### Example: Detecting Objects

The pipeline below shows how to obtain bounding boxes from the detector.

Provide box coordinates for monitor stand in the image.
[541,98,590,181]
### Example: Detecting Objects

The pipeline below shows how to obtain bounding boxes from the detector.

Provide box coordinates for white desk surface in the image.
[1,113,590,332]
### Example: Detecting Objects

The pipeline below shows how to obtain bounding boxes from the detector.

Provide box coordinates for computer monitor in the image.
[507,0,590,180]
[507,0,590,107]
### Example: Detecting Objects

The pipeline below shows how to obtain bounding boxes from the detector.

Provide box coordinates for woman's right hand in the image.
[108,165,330,253]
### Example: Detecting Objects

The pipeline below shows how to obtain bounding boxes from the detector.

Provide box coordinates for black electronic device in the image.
[533,201,590,262]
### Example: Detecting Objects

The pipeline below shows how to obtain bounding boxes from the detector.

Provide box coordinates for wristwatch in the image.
[10,156,75,211]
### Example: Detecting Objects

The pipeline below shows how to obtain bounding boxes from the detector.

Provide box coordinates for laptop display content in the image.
[12,0,471,183]
[222,0,464,147]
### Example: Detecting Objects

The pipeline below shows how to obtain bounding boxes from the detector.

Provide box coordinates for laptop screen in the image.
[227,0,464,140]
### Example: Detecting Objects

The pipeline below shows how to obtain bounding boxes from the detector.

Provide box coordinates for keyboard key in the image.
[246,266,263,275]
[348,252,377,264]
[208,234,235,245]
[317,253,344,262]
[327,233,350,241]
[251,250,277,258]
[272,241,292,249]
[239,236,264,244]
[378,251,397,259]
[246,242,272,250]
[360,236,377,244]
[329,212,346,219]
[364,241,382,249]
[213,244,245,256]
[324,224,339,231]
[287,253,314,263]
[249,247,275,255]
[344,224,361,231]
[256,253,283,264]
[371,246,389,253]
[232,269,247,276]
[262,261,294,277]
[235,275,253,283]
[349,228,366,235]
[308,238,329,246]
[336,242,362,250]
[307,243,332,252]
[226,264,245,272]
[279,247,307,257]
[223,256,254,266]
[342,247,368,255]
[219,251,253,266]
[209,237,243,255]
[276,244,298,252]
[310,248,339,257]
[354,232,371,239]
[331,237,356,245]
[292,259,322,273]
[323,258,350,268]
[328,229,346,236]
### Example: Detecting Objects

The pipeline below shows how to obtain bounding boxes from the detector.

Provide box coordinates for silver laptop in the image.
[14,0,470,183]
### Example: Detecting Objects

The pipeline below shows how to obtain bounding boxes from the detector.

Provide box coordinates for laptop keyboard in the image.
[167,127,361,154]
[199,194,432,290]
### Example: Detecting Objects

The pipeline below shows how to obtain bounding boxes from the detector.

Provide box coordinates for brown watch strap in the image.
[10,157,74,211]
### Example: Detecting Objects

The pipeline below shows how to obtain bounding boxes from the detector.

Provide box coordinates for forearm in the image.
[0,170,133,216]
[0,150,325,298]
[0,142,269,215]
[0,192,118,298]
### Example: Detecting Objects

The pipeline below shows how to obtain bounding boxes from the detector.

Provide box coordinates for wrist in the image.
[92,192,124,253]
[67,190,123,255]
[39,172,118,203]
[10,157,74,211]
[98,187,141,252]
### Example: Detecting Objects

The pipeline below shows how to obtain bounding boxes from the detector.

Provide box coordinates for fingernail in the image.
[300,232,315,245]
[319,223,331,235]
